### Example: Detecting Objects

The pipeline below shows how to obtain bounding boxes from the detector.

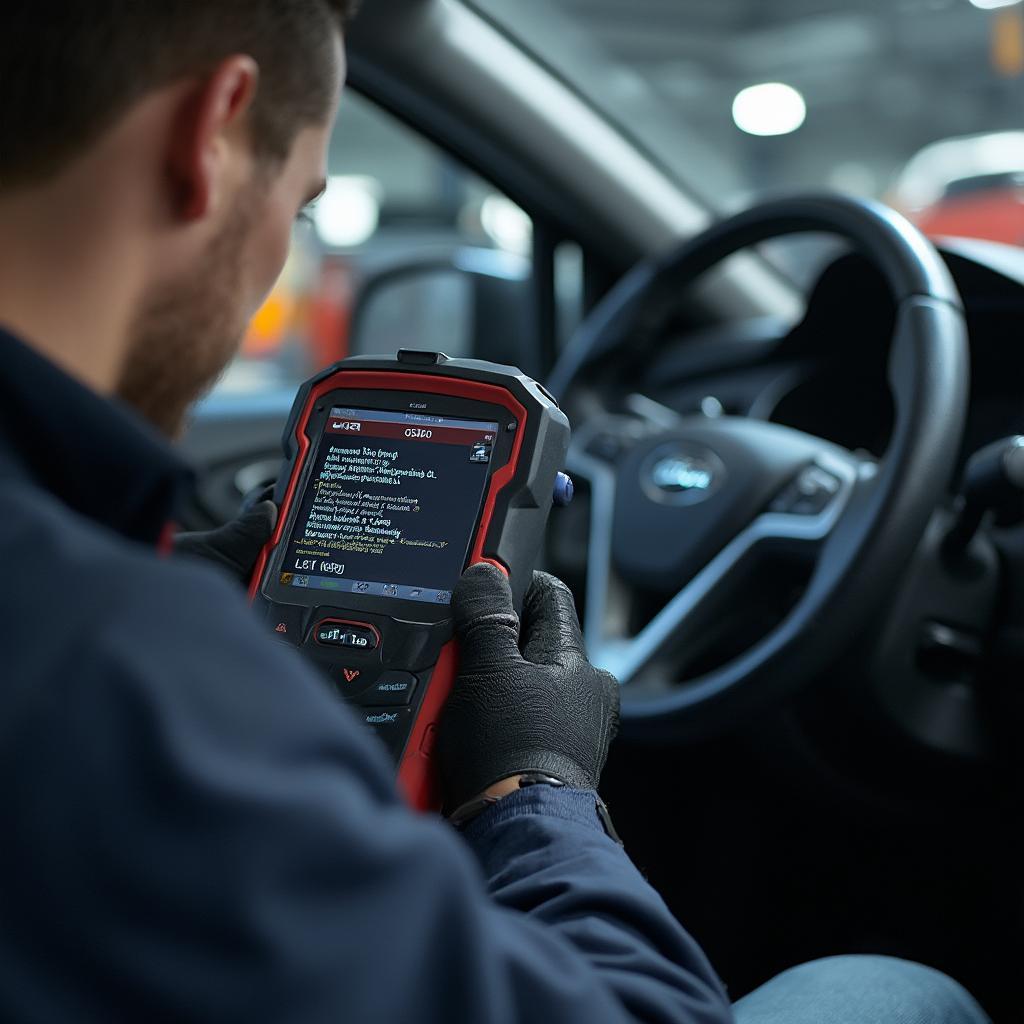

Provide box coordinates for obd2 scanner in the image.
[249,351,571,811]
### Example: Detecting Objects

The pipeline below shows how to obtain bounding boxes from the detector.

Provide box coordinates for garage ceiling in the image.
[472,0,1024,207]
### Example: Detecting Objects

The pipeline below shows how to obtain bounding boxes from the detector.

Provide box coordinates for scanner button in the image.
[419,723,438,757]
[266,605,306,646]
[314,621,379,650]
[360,707,413,761]
[360,672,418,707]
[327,664,379,699]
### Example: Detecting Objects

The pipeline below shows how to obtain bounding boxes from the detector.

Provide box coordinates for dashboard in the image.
[621,237,1024,473]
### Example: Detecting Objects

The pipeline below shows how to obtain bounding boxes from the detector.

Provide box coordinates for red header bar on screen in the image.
[323,417,495,447]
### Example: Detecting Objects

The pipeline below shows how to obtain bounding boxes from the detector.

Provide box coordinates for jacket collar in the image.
[0,327,192,545]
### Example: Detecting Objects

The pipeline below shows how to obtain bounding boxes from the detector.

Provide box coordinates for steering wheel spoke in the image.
[568,416,860,686]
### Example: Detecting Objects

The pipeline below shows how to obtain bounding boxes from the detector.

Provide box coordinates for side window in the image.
[215,93,534,397]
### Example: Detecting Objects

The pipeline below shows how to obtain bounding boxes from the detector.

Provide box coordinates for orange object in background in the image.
[240,251,354,375]
[243,286,296,357]
[993,7,1024,79]
[310,258,354,369]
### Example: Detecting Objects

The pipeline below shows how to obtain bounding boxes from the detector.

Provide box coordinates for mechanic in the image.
[0,3,991,1022]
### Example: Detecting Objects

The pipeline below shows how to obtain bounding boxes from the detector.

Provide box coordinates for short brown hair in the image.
[1,1,359,189]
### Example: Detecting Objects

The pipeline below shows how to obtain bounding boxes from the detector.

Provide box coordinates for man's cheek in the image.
[251,217,294,313]
[245,207,294,311]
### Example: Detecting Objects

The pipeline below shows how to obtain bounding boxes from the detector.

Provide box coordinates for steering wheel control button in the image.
[314,620,379,651]
[359,672,418,706]
[359,707,414,761]
[770,465,842,517]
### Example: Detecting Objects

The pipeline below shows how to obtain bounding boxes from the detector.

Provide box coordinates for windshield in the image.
[469,0,1024,248]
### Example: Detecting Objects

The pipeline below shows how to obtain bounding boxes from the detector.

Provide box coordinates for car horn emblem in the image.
[643,445,726,505]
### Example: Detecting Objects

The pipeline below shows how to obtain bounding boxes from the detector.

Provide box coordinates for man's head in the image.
[0,1,358,435]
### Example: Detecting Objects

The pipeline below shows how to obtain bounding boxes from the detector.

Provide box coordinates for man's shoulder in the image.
[0,482,403,865]
[0,475,239,620]
[0,476,294,697]
[0,476,387,765]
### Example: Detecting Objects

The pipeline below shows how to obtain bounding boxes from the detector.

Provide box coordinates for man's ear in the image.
[166,56,260,223]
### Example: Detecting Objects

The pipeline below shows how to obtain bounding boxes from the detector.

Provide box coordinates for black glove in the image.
[438,563,620,812]
[173,501,278,586]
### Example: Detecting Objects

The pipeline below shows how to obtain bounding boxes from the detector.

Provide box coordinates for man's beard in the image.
[117,191,259,438]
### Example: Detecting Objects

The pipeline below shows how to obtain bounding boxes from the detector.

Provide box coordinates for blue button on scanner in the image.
[553,472,574,507]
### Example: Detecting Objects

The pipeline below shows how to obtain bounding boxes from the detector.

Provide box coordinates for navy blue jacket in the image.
[0,327,732,1023]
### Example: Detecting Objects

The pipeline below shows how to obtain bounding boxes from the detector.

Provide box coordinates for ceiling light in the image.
[480,194,533,255]
[732,83,807,137]
[313,175,381,249]
[968,0,1022,9]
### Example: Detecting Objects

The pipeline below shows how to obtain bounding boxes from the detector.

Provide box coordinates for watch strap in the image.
[447,773,624,844]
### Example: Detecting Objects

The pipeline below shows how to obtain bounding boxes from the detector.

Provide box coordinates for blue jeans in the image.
[734,956,990,1024]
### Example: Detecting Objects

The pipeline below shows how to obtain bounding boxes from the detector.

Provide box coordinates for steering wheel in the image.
[547,194,969,740]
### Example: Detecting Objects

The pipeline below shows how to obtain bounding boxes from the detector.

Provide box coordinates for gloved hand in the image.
[438,563,620,813]
[173,500,277,586]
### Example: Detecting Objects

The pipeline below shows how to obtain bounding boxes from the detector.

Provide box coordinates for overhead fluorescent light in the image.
[732,83,807,137]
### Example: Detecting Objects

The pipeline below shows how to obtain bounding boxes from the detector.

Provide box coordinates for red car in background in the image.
[895,132,1024,247]
[916,171,1024,246]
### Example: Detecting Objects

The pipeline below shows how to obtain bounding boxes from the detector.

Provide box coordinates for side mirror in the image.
[349,248,537,374]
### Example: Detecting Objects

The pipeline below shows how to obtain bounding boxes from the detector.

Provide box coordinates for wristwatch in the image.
[447,772,623,844]
[445,774,562,829]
